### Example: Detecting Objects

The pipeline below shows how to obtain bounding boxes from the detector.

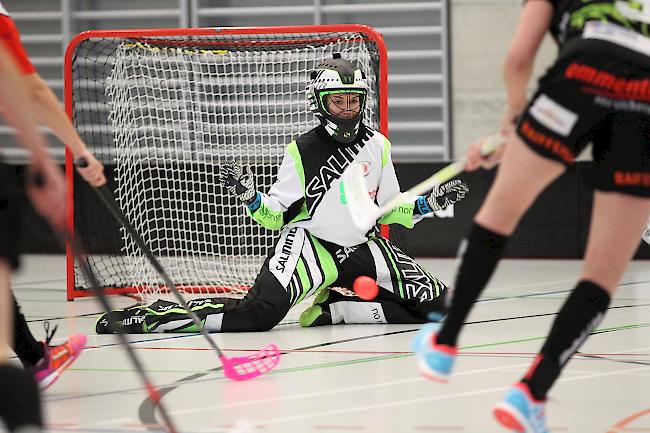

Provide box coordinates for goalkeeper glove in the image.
[415,179,469,214]
[219,160,258,205]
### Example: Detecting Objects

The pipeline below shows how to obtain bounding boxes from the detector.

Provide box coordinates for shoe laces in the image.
[43,321,59,346]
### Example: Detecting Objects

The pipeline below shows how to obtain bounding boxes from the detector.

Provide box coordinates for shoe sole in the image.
[417,358,449,383]
[493,401,531,433]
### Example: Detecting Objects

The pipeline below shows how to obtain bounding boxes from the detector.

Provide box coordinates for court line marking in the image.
[94,361,533,426]
[20,273,650,325]
[40,284,650,428]
[242,363,650,427]
[44,311,650,403]
[607,406,650,433]
[102,344,650,425]
[91,346,650,356]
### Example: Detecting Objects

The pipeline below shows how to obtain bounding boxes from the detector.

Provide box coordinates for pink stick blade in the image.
[221,344,281,381]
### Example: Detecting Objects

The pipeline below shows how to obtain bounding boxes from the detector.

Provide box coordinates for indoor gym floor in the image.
[7,255,650,433]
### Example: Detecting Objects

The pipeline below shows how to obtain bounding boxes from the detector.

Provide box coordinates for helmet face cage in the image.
[317,89,367,118]
[307,58,370,144]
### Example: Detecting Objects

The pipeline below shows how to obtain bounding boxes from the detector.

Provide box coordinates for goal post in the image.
[65,25,388,301]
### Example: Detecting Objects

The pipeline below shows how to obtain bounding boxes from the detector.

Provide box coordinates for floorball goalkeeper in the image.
[97,55,469,334]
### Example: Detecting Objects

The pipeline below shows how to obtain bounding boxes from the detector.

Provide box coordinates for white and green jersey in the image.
[248,124,421,247]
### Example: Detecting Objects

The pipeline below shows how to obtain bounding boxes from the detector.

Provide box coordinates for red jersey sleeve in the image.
[0,15,36,75]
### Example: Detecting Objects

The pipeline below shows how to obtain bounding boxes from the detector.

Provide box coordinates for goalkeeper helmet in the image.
[307,54,369,144]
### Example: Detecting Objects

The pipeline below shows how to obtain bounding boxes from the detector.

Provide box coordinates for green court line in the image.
[491,297,650,302]
[592,322,650,334]
[68,321,650,376]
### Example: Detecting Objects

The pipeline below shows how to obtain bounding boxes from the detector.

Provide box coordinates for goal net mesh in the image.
[69,29,383,299]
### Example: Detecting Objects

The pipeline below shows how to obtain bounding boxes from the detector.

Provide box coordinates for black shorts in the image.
[517,45,650,197]
[0,163,23,269]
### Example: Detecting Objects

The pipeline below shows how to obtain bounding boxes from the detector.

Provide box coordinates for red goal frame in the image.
[64,24,389,301]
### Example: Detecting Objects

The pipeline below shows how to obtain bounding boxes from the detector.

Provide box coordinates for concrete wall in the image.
[450,0,557,157]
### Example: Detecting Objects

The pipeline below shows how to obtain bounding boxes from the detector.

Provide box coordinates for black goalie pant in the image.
[96,228,447,333]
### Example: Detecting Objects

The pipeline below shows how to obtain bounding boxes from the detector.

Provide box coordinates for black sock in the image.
[436,223,509,347]
[12,294,44,367]
[522,280,610,400]
[0,364,42,432]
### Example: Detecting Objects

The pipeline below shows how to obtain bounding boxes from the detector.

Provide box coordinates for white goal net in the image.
[67,27,386,300]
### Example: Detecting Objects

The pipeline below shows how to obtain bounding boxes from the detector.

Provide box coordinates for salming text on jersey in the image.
[275,228,298,273]
[306,142,363,214]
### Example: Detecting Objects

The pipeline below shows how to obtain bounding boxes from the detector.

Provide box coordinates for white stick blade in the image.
[343,163,380,231]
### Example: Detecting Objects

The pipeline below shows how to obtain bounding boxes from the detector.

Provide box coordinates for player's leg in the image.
[300,238,447,326]
[215,261,293,332]
[300,286,429,326]
[12,287,86,391]
[0,179,42,433]
[416,51,608,382]
[494,57,650,431]
[500,107,650,428]
[1,164,85,389]
[215,228,338,331]
[1,275,43,433]
[0,164,21,358]
[97,228,334,333]
[517,192,650,394]
[0,364,43,433]
[413,132,566,384]
[11,294,42,368]
[434,136,564,350]
[299,239,420,327]
[0,164,21,361]
[494,193,650,433]
[437,134,564,345]
[96,263,291,333]
[1,260,12,363]
[12,303,86,390]
[0,167,42,367]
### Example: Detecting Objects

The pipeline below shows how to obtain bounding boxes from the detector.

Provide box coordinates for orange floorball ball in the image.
[353,276,379,300]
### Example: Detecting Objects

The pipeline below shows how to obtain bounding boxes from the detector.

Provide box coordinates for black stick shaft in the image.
[92,185,225,358]
[30,167,179,431]
[69,237,180,433]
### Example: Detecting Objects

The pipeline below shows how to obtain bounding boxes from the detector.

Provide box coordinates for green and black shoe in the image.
[299,287,356,327]
[95,306,150,334]
[299,288,333,327]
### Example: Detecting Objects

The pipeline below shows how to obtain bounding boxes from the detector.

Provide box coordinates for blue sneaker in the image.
[493,383,548,433]
[411,322,440,353]
[412,323,457,383]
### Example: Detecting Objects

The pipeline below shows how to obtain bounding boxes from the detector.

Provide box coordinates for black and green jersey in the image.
[248,124,422,247]
[541,0,650,48]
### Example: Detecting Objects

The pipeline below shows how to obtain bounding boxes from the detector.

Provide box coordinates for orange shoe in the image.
[32,325,86,390]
